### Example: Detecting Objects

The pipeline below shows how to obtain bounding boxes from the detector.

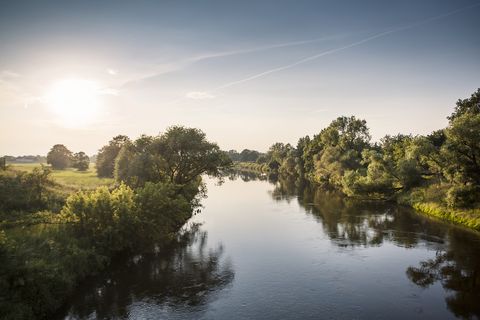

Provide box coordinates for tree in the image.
[47,144,72,169]
[441,113,480,207]
[447,88,480,121]
[151,126,232,185]
[115,126,232,188]
[240,149,261,162]
[312,116,371,187]
[96,135,130,177]
[72,152,90,171]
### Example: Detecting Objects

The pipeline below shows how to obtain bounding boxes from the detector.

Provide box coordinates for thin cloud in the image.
[212,2,480,92]
[107,68,118,76]
[185,34,347,63]
[118,34,346,88]
[186,91,215,100]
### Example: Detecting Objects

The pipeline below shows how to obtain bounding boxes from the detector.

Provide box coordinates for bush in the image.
[0,167,59,213]
[61,182,195,253]
[61,183,138,254]
[446,185,480,208]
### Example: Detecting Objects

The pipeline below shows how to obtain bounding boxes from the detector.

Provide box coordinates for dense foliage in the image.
[46,144,72,169]
[227,149,263,162]
[253,89,480,211]
[95,135,130,178]
[0,167,58,213]
[46,144,90,171]
[72,151,90,171]
[114,126,231,188]
[0,126,230,319]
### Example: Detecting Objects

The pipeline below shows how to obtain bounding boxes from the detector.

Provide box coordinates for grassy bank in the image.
[235,164,480,232]
[9,163,114,189]
[411,202,480,231]
[397,184,480,231]
[233,162,267,173]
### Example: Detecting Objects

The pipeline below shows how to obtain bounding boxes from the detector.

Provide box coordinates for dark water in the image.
[61,173,480,319]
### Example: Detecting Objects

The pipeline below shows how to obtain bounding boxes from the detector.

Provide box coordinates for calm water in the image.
[60,173,480,320]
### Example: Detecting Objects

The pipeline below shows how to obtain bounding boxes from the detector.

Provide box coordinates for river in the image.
[59,173,480,319]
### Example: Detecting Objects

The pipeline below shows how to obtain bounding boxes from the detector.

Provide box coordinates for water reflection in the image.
[271,175,448,248]
[272,175,480,319]
[225,169,283,184]
[406,231,480,319]
[60,223,234,319]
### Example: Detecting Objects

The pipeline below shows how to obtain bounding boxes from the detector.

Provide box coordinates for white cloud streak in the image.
[117,34,346,88]
[211,2,480,92]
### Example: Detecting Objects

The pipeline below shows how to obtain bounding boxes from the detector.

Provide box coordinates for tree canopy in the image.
[47,144,72,169]
[96,135,130,178]
[115,126,232,189]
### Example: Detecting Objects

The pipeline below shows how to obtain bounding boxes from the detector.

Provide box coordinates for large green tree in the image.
[115,126,232,188]
[312,116,371,187]
[96,135,130,178]
[47,144,72,169]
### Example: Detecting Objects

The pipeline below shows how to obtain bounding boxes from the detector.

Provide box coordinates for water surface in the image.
[61,174,480,319]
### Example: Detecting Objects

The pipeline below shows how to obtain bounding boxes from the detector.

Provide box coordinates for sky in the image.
[1,0,479,156]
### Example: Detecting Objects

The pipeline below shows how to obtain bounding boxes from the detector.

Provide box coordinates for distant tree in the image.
[96,135,130,177]
[239,149,260,162]
[227,150,240,162]
[256,155,268,164]
[72,152,90,171]
[47,144,72,169]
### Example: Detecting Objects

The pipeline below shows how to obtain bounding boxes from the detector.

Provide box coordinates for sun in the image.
[45,78,102,127]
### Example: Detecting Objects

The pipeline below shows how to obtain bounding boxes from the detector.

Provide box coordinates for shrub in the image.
[446,185,480,208]
[0,167,58,213]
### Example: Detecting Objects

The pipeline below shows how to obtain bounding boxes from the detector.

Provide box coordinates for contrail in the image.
[211,2,480,92]
[118,34,346,88]
[185,33,347,62]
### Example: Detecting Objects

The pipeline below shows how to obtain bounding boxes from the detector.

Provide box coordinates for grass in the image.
[412,202,480,231]
[399,184,480,232]
[8,163,114,189]
[234,162,267,173]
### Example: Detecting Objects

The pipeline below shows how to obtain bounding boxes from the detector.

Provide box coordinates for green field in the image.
[9,163,114,189]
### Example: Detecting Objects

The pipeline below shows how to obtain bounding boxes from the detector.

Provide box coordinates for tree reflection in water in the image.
[271,175,448,248]
[406,231,480,319]
[59,223,234,319]
[272,175,480,319]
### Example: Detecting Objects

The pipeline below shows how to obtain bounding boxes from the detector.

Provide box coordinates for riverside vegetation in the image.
[1,90,479,319]
[0,126,231,319]
[232,89,480,230]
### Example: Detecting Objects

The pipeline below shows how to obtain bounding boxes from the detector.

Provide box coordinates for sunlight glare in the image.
[45,78,102,128]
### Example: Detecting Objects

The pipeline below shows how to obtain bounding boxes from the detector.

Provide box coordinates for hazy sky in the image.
[1,0,479,155]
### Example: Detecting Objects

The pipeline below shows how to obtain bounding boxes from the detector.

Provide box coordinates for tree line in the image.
[248,89,480,210]
[46,144,90,171]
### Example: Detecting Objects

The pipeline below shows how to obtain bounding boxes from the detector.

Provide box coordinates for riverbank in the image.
[410,202,480,231]
[234,162,480,232]
[233,161,266,173]
[0,167,199,319]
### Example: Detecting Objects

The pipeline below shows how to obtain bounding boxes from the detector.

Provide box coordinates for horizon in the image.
[1,0,479,155]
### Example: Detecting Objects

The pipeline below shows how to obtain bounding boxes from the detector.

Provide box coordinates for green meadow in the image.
[9,163,114,189]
